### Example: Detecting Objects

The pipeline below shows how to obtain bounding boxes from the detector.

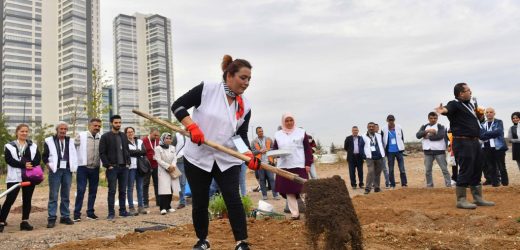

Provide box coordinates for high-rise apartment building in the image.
[0,0,100,132]
[0,0,43,129]
[114,13,174,131]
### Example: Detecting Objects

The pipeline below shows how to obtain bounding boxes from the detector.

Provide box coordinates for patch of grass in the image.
[516,217,520,223]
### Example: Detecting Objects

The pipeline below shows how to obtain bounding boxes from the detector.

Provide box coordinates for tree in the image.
[31,122,54,157]
[141,118,182,135]
[0,113,14,174]
[316,139,326,155]
[66,67,112,137]
[87,68,112,119]
[330,142,337,154]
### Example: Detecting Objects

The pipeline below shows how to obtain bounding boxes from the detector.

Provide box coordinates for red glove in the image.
[186,123,205,146]
[244,151,261,170]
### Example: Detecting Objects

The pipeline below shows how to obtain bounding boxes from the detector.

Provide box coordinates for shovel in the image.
[132,109,307,184]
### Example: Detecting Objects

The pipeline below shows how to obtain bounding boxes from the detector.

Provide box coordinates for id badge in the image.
[370,146,377,152]
[59,160,67,169]
[231,135,249,153]
[390,138,397,145]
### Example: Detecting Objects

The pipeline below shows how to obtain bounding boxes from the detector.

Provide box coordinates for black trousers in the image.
[143,167,159,206]
[185,159,247,241]
[483,149,508,185]
[453,139,484,187]
[348,154,364,187]
[0,182,35,222]
[159,195,172,211]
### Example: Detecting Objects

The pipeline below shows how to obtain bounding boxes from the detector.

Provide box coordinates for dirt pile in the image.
[304,175,362,250]
[52,185,520,250]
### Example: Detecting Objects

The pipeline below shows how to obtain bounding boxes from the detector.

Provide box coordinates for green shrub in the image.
[208,193,227,216]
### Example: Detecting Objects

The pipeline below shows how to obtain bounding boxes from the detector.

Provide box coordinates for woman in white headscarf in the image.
[154,132,180,215]
[272,113,313,220]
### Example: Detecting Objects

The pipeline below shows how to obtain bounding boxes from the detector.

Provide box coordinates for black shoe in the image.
[283,208,290,214]
[359,183,364,188]
[60,217,74,225]
[177,204,186,209]
[492,183,501,187]
[235,241,251,250]
[364,189,370,195]
[0,224,4,233]
[374,188,381,192]
[482,181,491,186]
[73,216,81,222]
[47,220,56,228]
[119,211,130,217]
[20,221,33,231]
[86,214,99,220]
[402,184,408,187]
[193,239,210,250]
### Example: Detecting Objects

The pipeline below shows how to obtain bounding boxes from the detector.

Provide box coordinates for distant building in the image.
[0,0,100,133]
[102,85,114,131]
[113,13,174,132]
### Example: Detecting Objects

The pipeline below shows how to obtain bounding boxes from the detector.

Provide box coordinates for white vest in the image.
[362,133,386,159]
[45,136,78,173]
[184,82,252,172]
[5,142,37,183]
[421,124,446,151]
[382,125,405,151]
[76,131,100,166]
[129,139,143,169]
[274,128,306,169]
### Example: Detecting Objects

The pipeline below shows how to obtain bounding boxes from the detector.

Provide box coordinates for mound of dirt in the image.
[12,205,46,214]
[53,186,520,250]
[304,175,362,249]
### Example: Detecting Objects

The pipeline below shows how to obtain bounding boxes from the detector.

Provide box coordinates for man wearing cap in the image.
[382,115,408,188]
[435,82,494,209]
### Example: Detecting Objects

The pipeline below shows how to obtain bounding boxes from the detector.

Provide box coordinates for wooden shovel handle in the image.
[132,109,307,184]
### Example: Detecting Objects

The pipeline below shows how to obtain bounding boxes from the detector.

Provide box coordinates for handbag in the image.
[137,157,151,176]
[22,165,44,185]
[168,166,182,179]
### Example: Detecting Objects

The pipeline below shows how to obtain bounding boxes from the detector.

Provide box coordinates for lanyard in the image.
[147,136,157,150]
[16,140,26,160]
[484,120,495,131]
[59,139,65,158]
[458,100,481,126]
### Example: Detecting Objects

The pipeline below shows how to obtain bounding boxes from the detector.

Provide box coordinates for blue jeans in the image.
[258,168,278,197]
[177,160,187,205]
[127,168,144,209]
[387,152,407,187]
[309,163,318,179]
[106,166,129,216]
[48,169,73,220]
[239,163,247,196]
[74,166,99,218]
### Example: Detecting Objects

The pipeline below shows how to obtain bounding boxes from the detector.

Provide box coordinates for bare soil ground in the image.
[1,153,519,249]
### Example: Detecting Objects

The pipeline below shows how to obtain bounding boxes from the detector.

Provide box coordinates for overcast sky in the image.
[100,0,520,148]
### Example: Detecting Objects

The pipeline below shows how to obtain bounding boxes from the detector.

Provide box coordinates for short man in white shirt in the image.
[416,112,451,187]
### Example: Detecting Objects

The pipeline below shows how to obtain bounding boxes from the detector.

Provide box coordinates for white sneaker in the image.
[160,209,167,215]
[168,208,176,213]
[451,180,457,186]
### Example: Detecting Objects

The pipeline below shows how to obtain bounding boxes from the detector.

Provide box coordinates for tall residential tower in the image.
[114,13,174,131]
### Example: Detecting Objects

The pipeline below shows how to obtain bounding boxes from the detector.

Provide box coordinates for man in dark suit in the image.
[344,126,365,189]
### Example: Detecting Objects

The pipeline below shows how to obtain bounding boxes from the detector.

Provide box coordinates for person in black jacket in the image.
[99,115,131,220]
[416,112,451,188]
[344,126,365,189]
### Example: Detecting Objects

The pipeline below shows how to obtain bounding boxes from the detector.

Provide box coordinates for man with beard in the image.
[99,115,131,220]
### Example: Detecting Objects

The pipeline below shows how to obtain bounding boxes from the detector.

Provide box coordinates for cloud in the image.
[100,0,520,146]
